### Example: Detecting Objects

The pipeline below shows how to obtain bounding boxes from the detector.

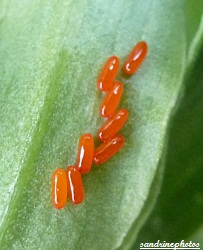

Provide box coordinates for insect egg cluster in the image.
[52,41,148,209]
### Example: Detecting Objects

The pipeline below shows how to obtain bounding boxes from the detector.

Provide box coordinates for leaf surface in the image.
[136,42,203,245]
[0,1,201,249]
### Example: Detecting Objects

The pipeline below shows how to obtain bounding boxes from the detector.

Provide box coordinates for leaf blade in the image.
[0,1,200,249]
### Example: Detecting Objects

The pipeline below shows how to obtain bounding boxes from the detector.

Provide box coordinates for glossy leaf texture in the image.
[0,1,202,249]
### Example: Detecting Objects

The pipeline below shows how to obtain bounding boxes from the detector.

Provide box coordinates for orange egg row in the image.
[52,41,148,209]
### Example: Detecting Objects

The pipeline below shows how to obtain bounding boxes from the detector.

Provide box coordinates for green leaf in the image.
[0,1,202,249]
[190,225,203,245]
[135,43,203,245]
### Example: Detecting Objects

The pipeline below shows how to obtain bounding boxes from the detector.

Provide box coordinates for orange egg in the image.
[76,133,94,174]
[97,56,120,91]
[98,109,129,141]
[66,166,84,204]
[100,81,123,117]
[93,134,125,165]
[123,41,148,75]
[52,168,68,209]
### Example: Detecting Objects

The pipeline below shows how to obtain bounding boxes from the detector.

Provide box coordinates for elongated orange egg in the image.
[123,41,148,75]
[100,81,123,117]
[67,165,84,204]
[52,168,68,209]
[97,56,120,91]
[98,109,129,141]
[93,134,125,165]
[76,133,94,174]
